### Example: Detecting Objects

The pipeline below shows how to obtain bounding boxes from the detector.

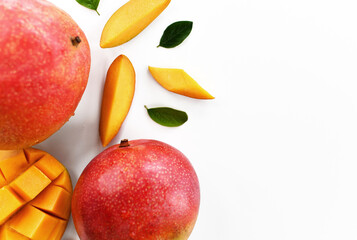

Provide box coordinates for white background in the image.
[38,0,357,239]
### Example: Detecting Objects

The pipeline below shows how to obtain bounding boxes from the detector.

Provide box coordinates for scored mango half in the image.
[0,148,72,240]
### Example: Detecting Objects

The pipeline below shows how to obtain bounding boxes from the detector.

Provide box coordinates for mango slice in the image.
[100,55,136,147]
[148,67,215,99]
[0,148,72,240]
[100,0,171,48]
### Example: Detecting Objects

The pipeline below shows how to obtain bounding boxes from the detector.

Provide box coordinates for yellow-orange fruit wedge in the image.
[100,0,171,48]
[0,148,72,240]
[100,55,136,147]
[148,66,215,99]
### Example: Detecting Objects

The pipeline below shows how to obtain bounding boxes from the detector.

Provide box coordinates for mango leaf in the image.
[76,0,100,15]
[145,106,188,127]
[158,21,193,48]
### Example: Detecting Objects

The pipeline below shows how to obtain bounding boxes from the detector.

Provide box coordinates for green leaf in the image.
[158,21,193,48]
[145,106,188,127]
[76,0,100,15]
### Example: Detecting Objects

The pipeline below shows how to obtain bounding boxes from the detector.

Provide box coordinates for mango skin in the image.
[72,139,200,240]
[0,0,91,150]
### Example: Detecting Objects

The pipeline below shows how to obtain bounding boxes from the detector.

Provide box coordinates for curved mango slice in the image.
[100,55,136,147]
[148,66,214,99]
[0,148,72,240]
[100,0,171,48]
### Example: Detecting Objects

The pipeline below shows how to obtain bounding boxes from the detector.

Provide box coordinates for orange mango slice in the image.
[100,0,171,48]
[148,66,215,99]
[0,148,72,240]
[100,55,136,147]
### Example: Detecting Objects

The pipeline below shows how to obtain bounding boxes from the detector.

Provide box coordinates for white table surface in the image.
[38,0,357,239]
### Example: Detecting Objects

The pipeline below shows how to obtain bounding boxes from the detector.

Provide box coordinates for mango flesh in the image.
[148,67,215,99]
[100,55,136,147]
[0,0,91,150]
[0,148,72,240]
[100,0,171,48]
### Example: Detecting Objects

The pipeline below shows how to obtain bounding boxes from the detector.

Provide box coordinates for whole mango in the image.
[0,0,91,149]
[72,139,200,240]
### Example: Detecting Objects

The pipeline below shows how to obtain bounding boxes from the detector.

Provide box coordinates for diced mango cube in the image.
[31,185,71,220]
[34,154,65,180]
[10,165,51,201]
[5,229,30,240]
[23,148,45,164]
[48,219,68,240]
[0,225,5,239]
[9,205,59,240]
[0,186,24,225]
[1,223,30,240]
[0,150,28,184]
[0,171,6,188]
[0,150,22,161]
[53,170,72,193]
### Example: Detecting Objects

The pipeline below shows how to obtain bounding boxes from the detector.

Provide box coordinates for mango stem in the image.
[71,36,81,47]
[119,139,130,148]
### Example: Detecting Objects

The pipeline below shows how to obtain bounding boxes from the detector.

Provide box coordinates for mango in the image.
[1,222,30,240]
[100,0,171,48]
[72,139,200,240]
[0,0,91,150]
[0,148,72,240]
[99,55,136,147]
[148,66,215,99]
